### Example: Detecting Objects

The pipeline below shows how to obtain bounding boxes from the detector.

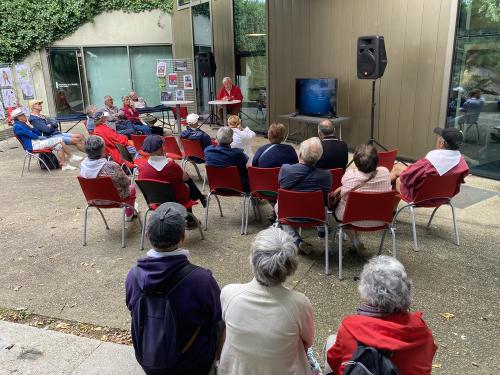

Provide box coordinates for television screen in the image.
[295,78,338,116]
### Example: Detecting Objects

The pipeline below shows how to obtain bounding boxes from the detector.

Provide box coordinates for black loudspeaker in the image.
[357,35,387,79]
[198,52,216,77]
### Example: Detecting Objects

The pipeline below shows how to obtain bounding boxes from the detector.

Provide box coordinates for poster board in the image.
[0,62,36,118]
[156,59,196,114]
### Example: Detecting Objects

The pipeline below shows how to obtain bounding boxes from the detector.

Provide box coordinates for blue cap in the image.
[142,135,164,153]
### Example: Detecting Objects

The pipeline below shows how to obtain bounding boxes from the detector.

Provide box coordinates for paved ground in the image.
[0,125,499,374]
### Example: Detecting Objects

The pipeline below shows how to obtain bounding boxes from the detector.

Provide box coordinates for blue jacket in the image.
[181,127,212,150]
[13,120,42,151]
[29,115,59,136]
[279,163,332,203]
[204,144,249,192]
[125,252,221,374]
[252,143,298,168]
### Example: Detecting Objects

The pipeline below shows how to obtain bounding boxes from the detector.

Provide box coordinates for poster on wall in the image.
[160,91,174,102]
[1,88,17,107]
[175,89,185,101]
[0,102,5,120]
[156,61,167,77]
[174,60,188,72]
[0,67,14,87]
[21,83,35,100]
[14,64,31,84]
[168,73,177,88]
[183,74,193,90]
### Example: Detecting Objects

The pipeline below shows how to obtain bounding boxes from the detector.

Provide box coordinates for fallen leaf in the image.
[13,286,22,292]
[100,335,108,341]
[432,363,442,368]
[439,313,455,321]
[471,362,479,367]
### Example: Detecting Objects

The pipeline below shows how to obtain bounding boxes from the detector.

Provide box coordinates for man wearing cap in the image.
[12,107,79,171]
[180,113,213,163]
[393,127,469,205]
[138,135,206,220]
[125,202,222,374]
[29,99,86,152]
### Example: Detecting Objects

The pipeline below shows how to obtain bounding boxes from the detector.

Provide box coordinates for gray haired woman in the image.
[325,256,436,375]
[219,227,314,375]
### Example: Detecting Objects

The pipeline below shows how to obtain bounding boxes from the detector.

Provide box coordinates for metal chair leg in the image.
[202,174,207,192]
[214,195,223,217]
[427,206,440,227]
[121,208,126,248]
[244,196,250,235]
[27,155,31,171]
[95,207,110,229]
[140,209,151,250]
[409,205,418,251]
[191,161,203,181]
[240,196,247,235]
[390,227,397,258]
[83,204,90,246]
[324,223,330,275]
[338,227,343,280]
[450,203,460,246]
[204,192,212,230]
[21,154,28,177]
[378,229,388,255]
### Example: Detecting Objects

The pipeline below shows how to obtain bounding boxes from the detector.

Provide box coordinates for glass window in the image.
[130,45,173,107]
[447,0,500,179]
[178,0,190,9]
[233,0,267,132]
[84,47,131,109]
[192,2,212,114]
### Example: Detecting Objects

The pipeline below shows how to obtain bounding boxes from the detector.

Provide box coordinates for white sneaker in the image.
[70,154,83,163]
[61,164,77,171]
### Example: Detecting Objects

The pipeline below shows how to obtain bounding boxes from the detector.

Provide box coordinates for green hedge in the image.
[0,0,173,62]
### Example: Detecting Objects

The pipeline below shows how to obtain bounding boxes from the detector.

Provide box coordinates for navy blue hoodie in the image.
[125,251,221,374]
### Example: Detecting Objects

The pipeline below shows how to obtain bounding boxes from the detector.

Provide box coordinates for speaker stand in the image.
[367,80,387,151]
[200,76,222,128]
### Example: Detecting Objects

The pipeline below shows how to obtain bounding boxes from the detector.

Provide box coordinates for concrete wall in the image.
[268,0,458,159]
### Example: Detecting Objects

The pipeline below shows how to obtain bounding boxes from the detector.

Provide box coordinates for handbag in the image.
[328,170,378,210]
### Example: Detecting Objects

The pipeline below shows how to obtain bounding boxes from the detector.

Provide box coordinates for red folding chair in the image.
[136,179,204,250]
[180,138,206,188]
[377,149,398,172]
[15,136,57,176]
[205,166,250,235]
[245,167,280,234]
[329,168,344,192]
[114,143,147,183]
[172,106,188,126]
[337,191,396,280]
[77,176,141,248]
[277,189,330,274]
[163,136,184,160]
[131,134,149,159]
[393,173,463,251]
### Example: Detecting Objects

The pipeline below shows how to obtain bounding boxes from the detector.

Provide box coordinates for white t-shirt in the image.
[230,126,256,165]
[219,278,313,375]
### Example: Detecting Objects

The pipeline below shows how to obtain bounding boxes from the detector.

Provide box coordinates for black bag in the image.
[150,126,164,135]
[131,263,198,373]
[39,152,60,170]
[342,343,401,375]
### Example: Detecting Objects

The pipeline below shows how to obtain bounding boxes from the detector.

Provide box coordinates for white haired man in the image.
[216,77,243,119]
[277,137,331,253]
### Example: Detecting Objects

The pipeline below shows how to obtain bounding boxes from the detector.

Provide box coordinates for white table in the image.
[278,114,352,142]
[161,100,194,135]
[207,100,242,126]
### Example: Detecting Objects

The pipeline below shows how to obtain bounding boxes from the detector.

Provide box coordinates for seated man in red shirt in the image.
[392,127,469,204]
[216,77,243,120]
[138,135,206,228]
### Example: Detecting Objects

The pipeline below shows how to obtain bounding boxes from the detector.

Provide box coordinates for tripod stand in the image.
[201,76,222,127]
[367,80,387,151]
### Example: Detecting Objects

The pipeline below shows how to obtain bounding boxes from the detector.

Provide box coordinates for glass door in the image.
[47,48,86,116]
[192,2,212,115]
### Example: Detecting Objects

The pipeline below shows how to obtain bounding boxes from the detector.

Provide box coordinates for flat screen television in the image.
[295,78,338,116]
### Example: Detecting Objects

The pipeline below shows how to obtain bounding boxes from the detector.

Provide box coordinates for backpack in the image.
[342,343,401,375]
[39,152,60,170]
[131,263,198,372]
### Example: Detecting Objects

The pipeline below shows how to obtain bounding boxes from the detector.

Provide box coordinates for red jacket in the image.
[92,124,130,166]
[122,104,141,123]
[137,161,189,205]
[399,156,469,205]
[327,312,436,375]
[216,85,243,111]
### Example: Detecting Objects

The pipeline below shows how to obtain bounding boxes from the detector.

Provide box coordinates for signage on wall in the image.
[183,74,193,90]
[168,73,177,88]
[0,67,14,88]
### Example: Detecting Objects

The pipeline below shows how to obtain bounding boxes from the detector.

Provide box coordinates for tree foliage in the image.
[233,0,266,53]
[0,0,173,62]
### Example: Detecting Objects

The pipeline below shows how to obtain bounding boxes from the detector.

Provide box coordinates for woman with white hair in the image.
[325,256,436,375]
[219,227,314,375]
[216,76,243,117]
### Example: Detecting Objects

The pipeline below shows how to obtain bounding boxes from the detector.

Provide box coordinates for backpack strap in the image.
[133,263,198,296]
[254,143,277,166]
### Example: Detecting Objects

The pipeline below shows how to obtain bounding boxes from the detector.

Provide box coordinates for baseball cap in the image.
[93,111,108,121]
[434,127,463,149]
[147,202,187,248]
[142,135,164,153]
[452,86,464,93]
[10,107,25,119]
[186,113,200,125]
[28,99,43,108]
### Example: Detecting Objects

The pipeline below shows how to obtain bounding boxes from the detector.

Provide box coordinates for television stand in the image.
[278,113,351,143]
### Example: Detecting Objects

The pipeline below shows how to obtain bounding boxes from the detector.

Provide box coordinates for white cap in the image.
[186,113,200,125]
[10,107,24,119]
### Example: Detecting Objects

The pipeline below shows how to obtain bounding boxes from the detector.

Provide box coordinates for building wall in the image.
[210,0,235,86]
[268,0,457,159]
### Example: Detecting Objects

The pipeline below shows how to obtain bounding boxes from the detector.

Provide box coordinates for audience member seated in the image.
[85,105,97,134]
[138,135,207,227]
[12,107,79,171]
[392,127,469,205]
[180,113,212,163]
[315,119,348,171]
[129,91,157,126]
[126,202,222,374]
[29,99,85,152]
[219,227,314,375]
[228,115,255,163]
[216,77,243,117]
[115,111,138,138]
[100,95,120,130]
[205,127,250,192]
[92,111,138,167]
[252,122,298,168]
[121,96,152,135]
[80,135,137,221]
[278,137,331,253]
[325,256,436,375]
[332,144,391,252]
